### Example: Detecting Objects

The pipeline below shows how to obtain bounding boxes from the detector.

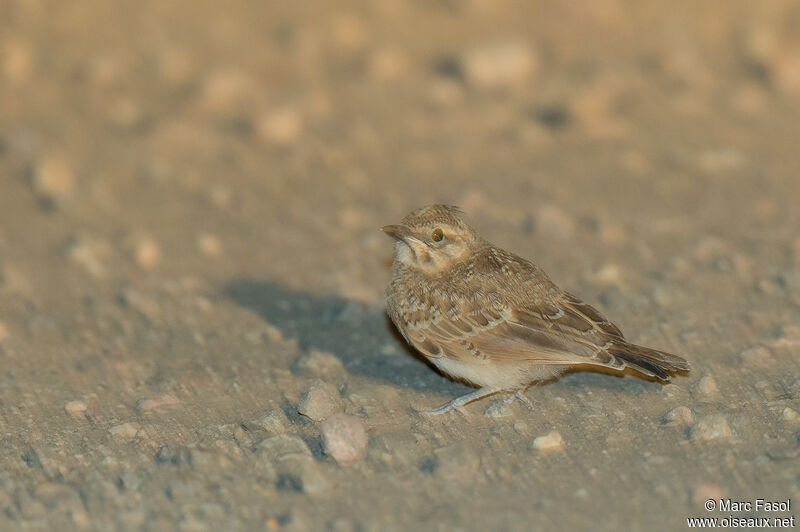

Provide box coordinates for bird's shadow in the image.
[224,280,470,394]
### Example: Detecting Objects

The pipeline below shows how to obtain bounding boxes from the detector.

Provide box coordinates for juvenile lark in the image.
[384,204,689,415]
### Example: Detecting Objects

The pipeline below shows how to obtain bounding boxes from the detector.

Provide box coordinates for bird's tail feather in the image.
[607,342,690,381]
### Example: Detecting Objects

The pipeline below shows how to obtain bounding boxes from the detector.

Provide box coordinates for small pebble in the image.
[32,154,74,203]
[65,400,88,419]
[484,400,513,418]
[197,233,222,257]
[136,394,180,413]
[257,107,304,146]
[134,237,160,270]
[109,422,140,440]
[691,375,720,399]
[294,349,346,379]
[738,346,772,365]
[298,381,343,422]
[690,415,733,443]
[462,40,537,90]
[532,430,565,453]
[783,407,800,426]
[662,406,696,427]
[321,413,368,465]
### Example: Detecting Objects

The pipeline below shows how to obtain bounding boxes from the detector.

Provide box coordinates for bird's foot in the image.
[420,387,501,416]
[504,389,534,410]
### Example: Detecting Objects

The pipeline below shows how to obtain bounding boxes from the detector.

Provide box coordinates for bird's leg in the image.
[505,388,534,410]
[423,387,502,416]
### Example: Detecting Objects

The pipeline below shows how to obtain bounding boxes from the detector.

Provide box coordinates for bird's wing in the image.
[405,291,611,366]
[407,290,686,380]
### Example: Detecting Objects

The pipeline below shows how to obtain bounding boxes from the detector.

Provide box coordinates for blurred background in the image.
[1,1,799,530]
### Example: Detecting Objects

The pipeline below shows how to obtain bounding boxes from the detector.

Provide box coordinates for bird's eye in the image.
[431,228,444,242]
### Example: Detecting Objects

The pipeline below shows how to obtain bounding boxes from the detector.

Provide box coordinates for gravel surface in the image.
[1,1,799,530]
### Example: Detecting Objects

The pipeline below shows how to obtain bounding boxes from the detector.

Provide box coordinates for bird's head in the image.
[383,204,480,275]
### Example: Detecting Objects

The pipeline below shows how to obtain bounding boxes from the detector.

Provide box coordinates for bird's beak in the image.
[382,223,429,263]
[382,224,411,241]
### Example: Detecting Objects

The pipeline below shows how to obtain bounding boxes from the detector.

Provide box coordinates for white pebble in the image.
[109,422,140,439]
[462,41,537,90]
[532,430,565,453]
[321,413,368,464]
[690,415,733,442]
[298,382,342,422]
[257,107,303,146]
[65,400,87,419]
[663,406,696,427]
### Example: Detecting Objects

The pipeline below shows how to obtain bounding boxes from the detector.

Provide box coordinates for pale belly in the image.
[430,357,565,390]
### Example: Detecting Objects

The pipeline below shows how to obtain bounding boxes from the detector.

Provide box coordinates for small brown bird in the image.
[384,204,689,414]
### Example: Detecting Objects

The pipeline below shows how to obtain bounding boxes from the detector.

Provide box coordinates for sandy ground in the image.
[1,1,800,530]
